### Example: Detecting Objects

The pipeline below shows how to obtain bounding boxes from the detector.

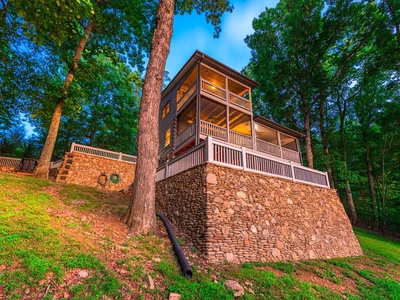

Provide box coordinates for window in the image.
[165,129,171,147]
[161,102,170,119]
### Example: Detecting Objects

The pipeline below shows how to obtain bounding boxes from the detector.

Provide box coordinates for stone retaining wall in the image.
[56,152,136,191]
[156,164,209,254]
[155,163,362,263]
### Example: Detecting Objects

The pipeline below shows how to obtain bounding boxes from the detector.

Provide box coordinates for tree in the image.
[123,0,234,233]
[9,0,156,178]
[245,0,381,169]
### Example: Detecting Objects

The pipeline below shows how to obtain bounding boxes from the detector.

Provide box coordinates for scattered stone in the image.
[146,273,155,290]
[118,269,129,275]
[250,225,257,233]
[77,270,89,278]
[169,293,181,300]
[224,280,244,297]
[153,257,161,263]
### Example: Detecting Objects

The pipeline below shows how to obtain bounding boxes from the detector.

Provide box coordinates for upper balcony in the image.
[176,64,252,114]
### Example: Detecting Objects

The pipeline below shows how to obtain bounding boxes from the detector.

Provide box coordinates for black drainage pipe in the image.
[156,212,193,278]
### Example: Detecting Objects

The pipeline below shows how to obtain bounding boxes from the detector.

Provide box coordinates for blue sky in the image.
[166,0,279,79]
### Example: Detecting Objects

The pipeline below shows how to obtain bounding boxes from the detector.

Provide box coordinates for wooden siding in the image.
[158,64,199,163]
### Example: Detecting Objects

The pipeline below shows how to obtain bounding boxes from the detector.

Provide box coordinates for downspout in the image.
[156,212,193,278]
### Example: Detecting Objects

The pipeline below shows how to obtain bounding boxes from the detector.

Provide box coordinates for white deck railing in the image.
[282,148,301,163]
[70,143,137,163]
[0,156,22,167]
[176,122,196,147]
[229,130,252,148]
[156,137,330,188]
[157,142,206,181]
[256,139,281,157]
[200,120,227,141]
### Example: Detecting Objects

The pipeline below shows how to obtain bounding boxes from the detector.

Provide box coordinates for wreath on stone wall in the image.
[110,173,121,184]
[98,173,108,187]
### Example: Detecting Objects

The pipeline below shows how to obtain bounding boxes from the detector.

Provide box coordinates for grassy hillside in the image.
[0,173,399,299]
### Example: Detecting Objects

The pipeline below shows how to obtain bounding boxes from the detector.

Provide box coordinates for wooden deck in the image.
[157,137,330,188]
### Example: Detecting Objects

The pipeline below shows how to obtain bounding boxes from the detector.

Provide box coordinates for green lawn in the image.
[0,173,399,299]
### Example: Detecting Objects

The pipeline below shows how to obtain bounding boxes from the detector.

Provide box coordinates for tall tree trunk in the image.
[304,109,314,169]
[363,131,378,229]
[122,0,174,234]
[319,94,335,188]
[337,96,357,224]
[35,21,94,178]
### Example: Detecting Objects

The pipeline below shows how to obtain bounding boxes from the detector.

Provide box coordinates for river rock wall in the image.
[155,163,362,263]
[56,152,136,191]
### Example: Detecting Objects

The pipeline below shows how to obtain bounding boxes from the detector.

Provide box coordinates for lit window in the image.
[165,129,171,147]
[162,102,170,119]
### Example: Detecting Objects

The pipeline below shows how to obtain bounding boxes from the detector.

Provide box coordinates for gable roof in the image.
[162,50,259,98]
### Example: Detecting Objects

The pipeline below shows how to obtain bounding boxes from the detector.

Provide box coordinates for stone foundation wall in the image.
[155,164,209,254]
[155,163,362,263]
[56,152,136,191]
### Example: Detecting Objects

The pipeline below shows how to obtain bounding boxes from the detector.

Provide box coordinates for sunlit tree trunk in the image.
[35,21,94,178]
[304,108,314,169]
[122,0,174,234]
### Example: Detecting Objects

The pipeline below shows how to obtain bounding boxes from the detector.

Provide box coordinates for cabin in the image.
[155,51,362,264]
[156,50,328,187]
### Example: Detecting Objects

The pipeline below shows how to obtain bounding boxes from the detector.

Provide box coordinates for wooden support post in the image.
[290,161,296,182]
[207,137,214,162]
[242,147,247,170]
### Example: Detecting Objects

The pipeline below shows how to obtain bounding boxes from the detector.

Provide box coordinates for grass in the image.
[0,172,400,299]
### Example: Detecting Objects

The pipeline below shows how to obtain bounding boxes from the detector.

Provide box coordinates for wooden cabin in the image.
[158,50,303,167]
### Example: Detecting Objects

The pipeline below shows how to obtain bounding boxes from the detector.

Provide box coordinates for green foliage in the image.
[11,0,95,46]
[246,0,400,232]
